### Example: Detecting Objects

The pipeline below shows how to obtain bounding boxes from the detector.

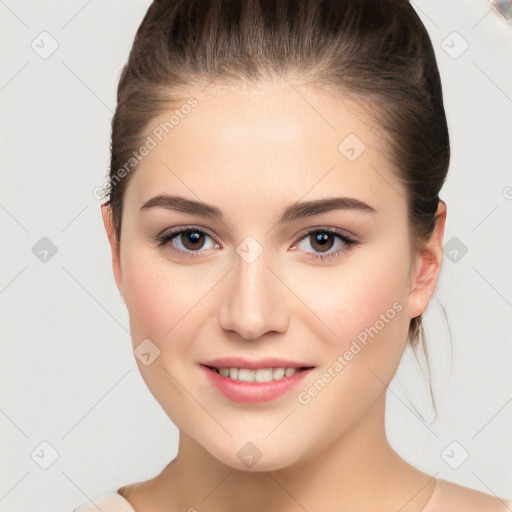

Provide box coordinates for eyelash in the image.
[154,225,357,262]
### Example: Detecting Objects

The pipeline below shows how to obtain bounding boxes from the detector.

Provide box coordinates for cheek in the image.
[284,245,411,351]
[122,249,185,345]
[121,250,203,417]
[122,248,221,354]
[292,247,412,424]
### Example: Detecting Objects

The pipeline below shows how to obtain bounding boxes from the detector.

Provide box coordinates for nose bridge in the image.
[217,236,289,340]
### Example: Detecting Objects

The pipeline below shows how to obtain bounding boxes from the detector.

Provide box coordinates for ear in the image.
[407,199,447,319]
[101,204,125,303]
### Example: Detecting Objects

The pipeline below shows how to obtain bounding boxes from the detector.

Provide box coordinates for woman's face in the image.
[103,81,443,471]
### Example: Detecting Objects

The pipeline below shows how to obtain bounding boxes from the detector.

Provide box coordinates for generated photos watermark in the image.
[93,97,198,202]
[297,300,403,405]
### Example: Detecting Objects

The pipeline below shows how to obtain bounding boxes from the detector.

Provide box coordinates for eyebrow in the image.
[139,194,376,224]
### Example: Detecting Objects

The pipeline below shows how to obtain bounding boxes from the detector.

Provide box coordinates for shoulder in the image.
[426,478,512,511]
[73,490,136,512]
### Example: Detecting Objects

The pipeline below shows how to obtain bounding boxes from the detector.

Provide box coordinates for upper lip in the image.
[201,357,316,370]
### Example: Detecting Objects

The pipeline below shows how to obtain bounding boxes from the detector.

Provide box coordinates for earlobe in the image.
[101,204,125,303]
[407,200,447,319]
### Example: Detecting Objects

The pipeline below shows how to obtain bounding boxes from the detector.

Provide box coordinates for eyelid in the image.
[157,224,220,243]
[155,224,358,259]
[293,225,357,244]
[157,224,357,245]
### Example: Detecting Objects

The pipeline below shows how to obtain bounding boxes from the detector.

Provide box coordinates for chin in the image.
[202,436,303,473]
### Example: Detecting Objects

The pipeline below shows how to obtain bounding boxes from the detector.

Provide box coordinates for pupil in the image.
[180,231,334,252]
[312,232,333,252]
[184,230,204,249]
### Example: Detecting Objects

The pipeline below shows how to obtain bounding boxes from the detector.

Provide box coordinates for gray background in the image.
[0,1,511,510]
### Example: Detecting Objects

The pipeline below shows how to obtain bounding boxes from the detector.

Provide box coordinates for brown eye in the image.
[180,230,206,251]
[155,226,219,257]
[291,227,357,262]
[309,232,336,253]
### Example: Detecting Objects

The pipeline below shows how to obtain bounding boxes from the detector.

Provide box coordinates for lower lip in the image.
[200,365,314,403]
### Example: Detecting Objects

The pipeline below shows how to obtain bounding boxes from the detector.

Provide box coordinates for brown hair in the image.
[103,0,450,416]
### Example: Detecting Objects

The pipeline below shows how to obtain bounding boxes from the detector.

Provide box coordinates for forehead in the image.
[125,81,406,221]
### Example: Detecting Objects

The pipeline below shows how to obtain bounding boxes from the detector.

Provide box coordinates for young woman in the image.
[75,0,511,510]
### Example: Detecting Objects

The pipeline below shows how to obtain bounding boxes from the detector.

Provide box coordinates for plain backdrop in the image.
[0,1,511,510]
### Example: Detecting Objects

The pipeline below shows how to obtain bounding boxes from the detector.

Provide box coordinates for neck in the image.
[148,393,433,512]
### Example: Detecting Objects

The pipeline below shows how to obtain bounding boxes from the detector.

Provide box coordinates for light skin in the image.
[102,80,447,511]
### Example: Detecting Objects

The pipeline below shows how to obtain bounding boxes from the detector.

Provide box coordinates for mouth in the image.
[202,364,315,383]
[200,363,316,403]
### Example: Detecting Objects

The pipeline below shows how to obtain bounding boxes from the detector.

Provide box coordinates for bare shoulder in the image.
[117,478,161,511]
[117,481,146,504]
[429,478,512,511]
[116,461,179,510]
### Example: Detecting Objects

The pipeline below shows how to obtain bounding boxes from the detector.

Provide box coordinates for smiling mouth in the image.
[203,365,314,383]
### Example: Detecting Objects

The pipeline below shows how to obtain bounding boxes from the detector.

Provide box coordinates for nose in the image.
[217,246,289,340]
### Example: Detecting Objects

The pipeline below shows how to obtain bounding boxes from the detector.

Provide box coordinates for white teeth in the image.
[215,367,299,382]
[238,369,256,382]
[273,367,285,380]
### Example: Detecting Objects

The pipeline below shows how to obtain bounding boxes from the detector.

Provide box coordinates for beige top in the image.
[73,478,512,511]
